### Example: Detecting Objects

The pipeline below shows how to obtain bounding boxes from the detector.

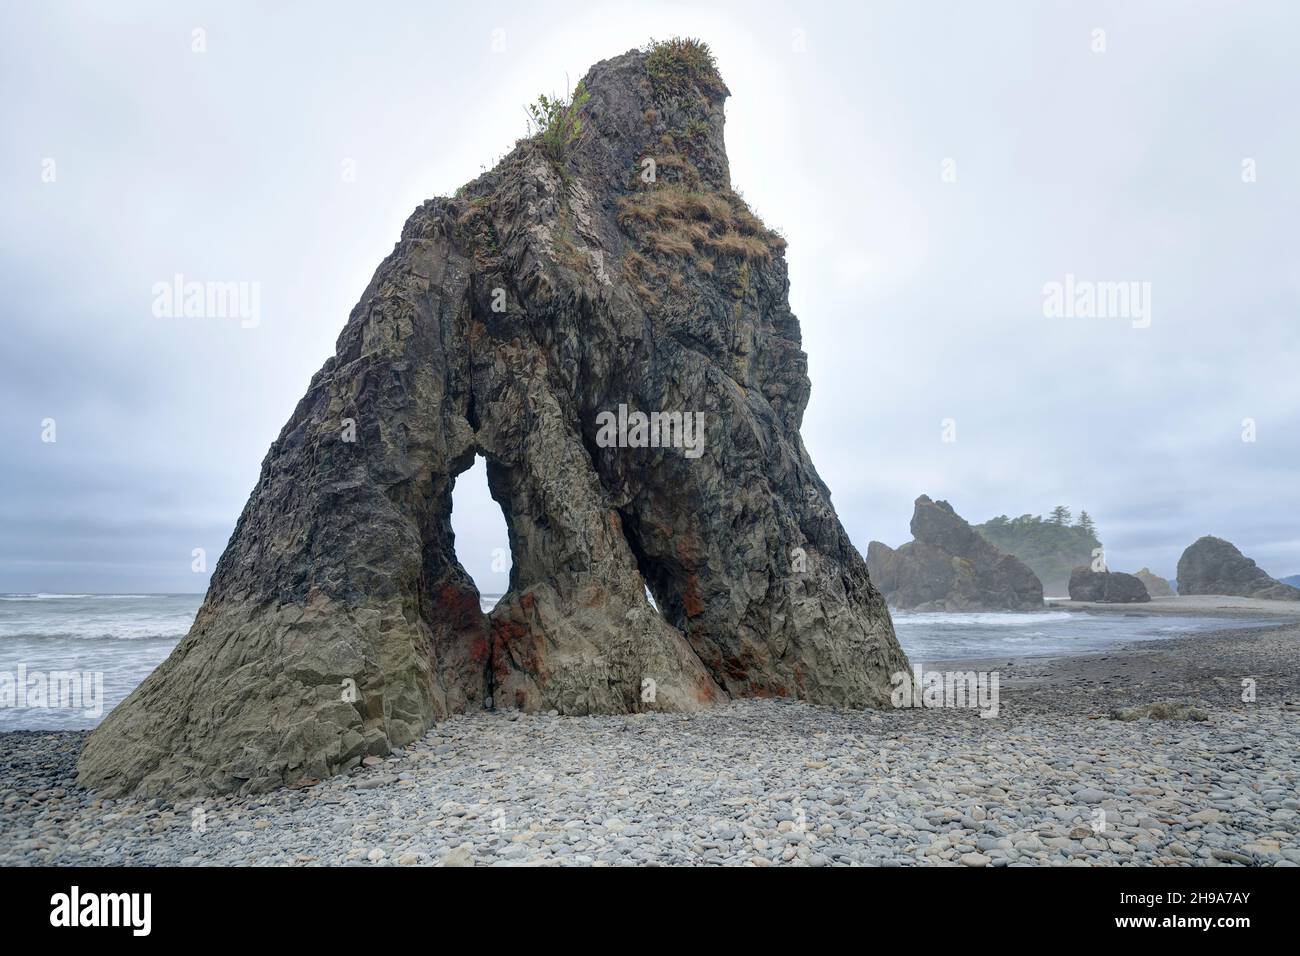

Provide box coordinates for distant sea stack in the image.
[1067,567,1151,604]
[867,496,1044,611]
[975,508,1101,596]
[1176,536,1300,601]
[76,42,909,798]
[1134,568,1175,598]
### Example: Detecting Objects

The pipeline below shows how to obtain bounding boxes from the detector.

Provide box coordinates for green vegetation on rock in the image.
[524,81,590,162]
[976,508,1101,596]
[643,37,725,99]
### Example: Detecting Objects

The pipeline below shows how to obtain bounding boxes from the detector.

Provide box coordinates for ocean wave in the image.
[891,611,1076,628]
[0,593,159,601]
[0,629,187,642]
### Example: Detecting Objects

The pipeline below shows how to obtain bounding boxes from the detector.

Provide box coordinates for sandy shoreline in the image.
[2,601,1298,867]
[929,602,1300,715]
[1051,593,1300,619]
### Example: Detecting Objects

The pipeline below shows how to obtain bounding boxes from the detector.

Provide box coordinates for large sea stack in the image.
[78,43,909,797]
[866,496,1044,611]
[1176,536,1300,601]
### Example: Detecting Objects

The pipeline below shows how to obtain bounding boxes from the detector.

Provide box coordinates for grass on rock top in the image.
[644,37,726,100]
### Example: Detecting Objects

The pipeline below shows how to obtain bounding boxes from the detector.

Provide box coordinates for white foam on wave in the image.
[0,593,157,601]
[0,628,187,642]
[0,594,201,643]
[891,611,1076,628]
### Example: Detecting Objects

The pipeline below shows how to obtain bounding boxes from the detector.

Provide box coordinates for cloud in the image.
[2,0,1298,593]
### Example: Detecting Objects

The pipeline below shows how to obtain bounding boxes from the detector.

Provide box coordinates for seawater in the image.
[0,593,1271,729]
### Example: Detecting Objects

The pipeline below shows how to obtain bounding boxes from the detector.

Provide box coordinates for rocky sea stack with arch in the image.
[77,42,908,798]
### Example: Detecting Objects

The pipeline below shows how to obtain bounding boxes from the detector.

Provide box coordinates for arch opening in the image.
[449,454,513,614]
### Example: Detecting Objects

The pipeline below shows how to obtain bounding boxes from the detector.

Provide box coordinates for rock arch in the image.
[78,45,908,797]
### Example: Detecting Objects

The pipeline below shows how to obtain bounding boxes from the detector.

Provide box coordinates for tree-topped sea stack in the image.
[78,41,910,797]
[975,508,1101,597]
[867,495,1044,611]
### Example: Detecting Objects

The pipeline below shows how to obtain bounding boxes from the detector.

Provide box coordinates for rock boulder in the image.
[1068,567,1151,603]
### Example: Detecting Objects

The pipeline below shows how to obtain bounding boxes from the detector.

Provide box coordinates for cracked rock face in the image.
[78,46,909,797]
[867,496,1044,612]
[1176,536,1300,601]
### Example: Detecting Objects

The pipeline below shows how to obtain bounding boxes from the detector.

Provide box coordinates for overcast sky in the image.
[2,0,1297,595]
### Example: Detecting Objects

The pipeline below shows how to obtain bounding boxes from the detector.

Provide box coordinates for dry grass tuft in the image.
[704,230,773,263]
[617,185,785,266]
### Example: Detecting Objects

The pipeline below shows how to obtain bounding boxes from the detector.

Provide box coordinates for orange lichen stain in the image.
[490,615,546,684]
[492,657,513,685]
[520,592,535,613]
[469,635,491,665]
[681,575,704,618]
[717,646,754,683]
[695,678,722,704]
[673,531,705,564]
[489,619,523,682]
[608,510,623,536]
[491,617,527,645]
[438,583,484,624]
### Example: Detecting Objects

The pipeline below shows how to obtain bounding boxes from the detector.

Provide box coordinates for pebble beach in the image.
[3,608,1298,867]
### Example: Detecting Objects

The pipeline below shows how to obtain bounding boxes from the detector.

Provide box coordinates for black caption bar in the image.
[0,865,1279,942]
